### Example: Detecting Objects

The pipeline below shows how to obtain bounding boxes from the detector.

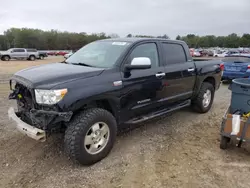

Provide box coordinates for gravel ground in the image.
[1,58,250,188]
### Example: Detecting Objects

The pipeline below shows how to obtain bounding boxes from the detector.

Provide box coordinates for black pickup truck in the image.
[8,38,222,165]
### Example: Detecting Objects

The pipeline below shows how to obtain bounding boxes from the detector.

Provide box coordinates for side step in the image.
[125,99,191,124]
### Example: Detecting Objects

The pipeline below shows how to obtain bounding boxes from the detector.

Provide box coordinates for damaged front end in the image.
[8,78,73,141]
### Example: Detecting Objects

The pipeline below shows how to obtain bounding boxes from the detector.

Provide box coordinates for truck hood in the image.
[11,63,105,89]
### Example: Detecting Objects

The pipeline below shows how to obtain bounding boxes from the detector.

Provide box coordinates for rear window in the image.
[13,49,25,52]
[222,56,250,63]
[27,49,37,52]
[161,43,187,64]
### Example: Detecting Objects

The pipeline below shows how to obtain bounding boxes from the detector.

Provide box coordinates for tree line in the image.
[176,33,250,48]
[0,28,109,51]
[0,28,249,50]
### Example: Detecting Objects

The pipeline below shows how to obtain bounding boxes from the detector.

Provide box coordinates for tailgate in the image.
[224,62,249,72]
[222,56,250,73]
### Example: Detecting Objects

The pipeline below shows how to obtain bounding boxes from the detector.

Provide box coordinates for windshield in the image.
[222,56,250,63]
[65,41,131,68]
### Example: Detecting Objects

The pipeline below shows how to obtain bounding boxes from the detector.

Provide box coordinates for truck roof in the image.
[100,37,186,45]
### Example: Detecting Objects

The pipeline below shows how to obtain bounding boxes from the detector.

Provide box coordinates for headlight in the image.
[35,89,68,105]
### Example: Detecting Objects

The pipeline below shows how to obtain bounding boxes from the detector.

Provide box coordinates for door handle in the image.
[155,72,166,78]
[187,68,195,72]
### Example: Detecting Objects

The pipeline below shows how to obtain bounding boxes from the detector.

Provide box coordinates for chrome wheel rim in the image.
[203,89,211,108]
[84,122,110,155]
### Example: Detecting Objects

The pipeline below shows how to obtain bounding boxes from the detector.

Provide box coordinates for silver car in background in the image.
[0,48,39,61]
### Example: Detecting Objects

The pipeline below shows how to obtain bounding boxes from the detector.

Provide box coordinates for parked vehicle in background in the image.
[193,49,202,57]
[224,50,239,57]
[214,50,239,57]
[0,48,39,61]
[189,48,194,56]
[214,51,227,57]
[47,51,56,56]
[8,38,222,165]
[221,56,250,82]
[64,51,74,59]
[56,51,68,56]
[38,51,48,60]
[190,48,202,57]
[207,50,214,56]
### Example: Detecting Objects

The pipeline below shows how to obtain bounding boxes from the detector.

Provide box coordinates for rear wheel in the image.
[64,108,117,165]
[222,80,231,84]
[39,55,44,60]
[192,82,215,113]
[29,55,35,61]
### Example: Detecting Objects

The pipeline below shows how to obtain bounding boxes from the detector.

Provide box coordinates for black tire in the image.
[29,55,35,61]
[2,55,10,61]
[222,80,231,84]
[39,55,44,60]
[64,108,117,165]
[192,82,215,113]
[220,136,230,149]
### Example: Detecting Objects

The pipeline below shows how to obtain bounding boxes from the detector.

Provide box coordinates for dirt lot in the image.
[1,57,250,188]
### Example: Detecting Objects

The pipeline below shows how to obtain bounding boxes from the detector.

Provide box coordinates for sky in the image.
[0,0,249,38]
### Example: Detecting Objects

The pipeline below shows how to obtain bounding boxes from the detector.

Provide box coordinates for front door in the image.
[120,42,167,122]
[12,49,26,59]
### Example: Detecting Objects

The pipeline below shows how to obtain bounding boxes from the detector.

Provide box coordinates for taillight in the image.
[248,65,250,69]
[220,63,224,71]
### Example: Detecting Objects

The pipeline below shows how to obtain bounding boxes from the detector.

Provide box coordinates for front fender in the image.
[54,70,122,114]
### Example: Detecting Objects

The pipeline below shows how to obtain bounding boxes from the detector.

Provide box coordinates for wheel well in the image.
[2,55,10,59]
[203,77,215,89]
[84,99,115,116]
[96,100,114,114]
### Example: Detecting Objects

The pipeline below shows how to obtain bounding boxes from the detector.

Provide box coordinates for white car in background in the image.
[214,51,227,57]
[64,51,74,59]
[193,50,201,57]
[214,50,239,57]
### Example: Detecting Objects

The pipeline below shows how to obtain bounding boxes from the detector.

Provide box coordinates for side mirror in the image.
[125,57,151,71]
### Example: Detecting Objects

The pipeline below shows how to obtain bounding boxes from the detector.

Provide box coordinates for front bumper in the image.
[8,107,46,142]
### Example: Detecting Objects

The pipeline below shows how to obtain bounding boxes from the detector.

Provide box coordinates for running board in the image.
[125,99,191,124]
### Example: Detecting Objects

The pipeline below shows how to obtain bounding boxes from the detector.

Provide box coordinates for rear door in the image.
[27,49,38,58]
[120,42,167,122]
[160,42,196,103]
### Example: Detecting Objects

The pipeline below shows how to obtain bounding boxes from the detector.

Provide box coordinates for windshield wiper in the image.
[70,62,94,67]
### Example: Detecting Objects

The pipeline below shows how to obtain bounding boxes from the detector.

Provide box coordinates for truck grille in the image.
[15,83,34,110]
[9,82,35,125]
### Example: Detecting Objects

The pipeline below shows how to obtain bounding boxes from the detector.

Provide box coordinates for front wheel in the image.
[39,55,44,60]
[192,82,215,113]
[2,56,10,61]
[64,108,117,165]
